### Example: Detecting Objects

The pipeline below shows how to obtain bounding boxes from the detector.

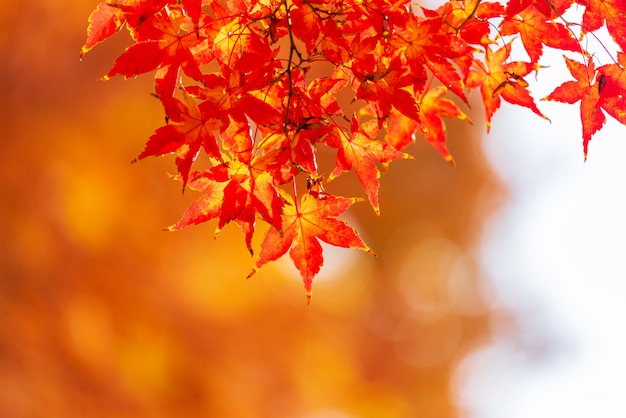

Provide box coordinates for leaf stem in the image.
[283,0,299,137]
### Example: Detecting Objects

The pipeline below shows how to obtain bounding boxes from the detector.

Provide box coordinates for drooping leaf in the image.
[103,6,204,97]
[166,171,227,231]
[353,55,422,121]
[499,6,580,64]
[325,118,412,215]
[249,191,375,302]
[578,0,626,50]
[466,43,548,131]
[543,56,605,158]
[136,91,223,188]
[439,0,505,46]
[597,53,626,124]
[417,85,472,164]
[391,14,470,102]
[289,2,321,54]
[505,0,556,17]
[81,1,127,58]
[83,0,626,301]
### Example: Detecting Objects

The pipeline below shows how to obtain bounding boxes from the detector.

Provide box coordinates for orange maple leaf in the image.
[439,0,504,45]
[506,0,555,17]
[103,6,204,97]
[466,43,548,131]
[417,85,472,164]
[249,192,375,303]
[579,0,626,50]
[80,1,127,58]
[543,56,608,158]
[167,154,285,253]
[499,6,579,64]
[325,118,412,215]
[135,91,224,188]
[391,13,470,102]
[597,53,626,126]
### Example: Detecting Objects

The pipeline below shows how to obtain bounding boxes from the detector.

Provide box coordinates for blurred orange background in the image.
[0,2,504,417]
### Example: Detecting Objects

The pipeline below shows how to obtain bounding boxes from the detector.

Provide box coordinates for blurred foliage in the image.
[0,1,503,417]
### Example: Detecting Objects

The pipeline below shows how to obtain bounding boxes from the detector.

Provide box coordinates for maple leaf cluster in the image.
[83,0,626,301]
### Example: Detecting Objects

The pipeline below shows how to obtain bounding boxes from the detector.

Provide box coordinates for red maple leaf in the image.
[417,85,472,164]
[81,1,127,58]
[466,43,548,131]
[391,14,470,102]
[103,6,204,97]
[249,191,375,303]
[439,0,505,46]
[506,0,556,17]
[577,0,626,50]
[289,2,321,54]
[543,57,599,157]
[353,54,422,121]
[597,53,626,124]
[499,6,580,64]
[83,0,626,301]
[325,118,412,215]
[166,170,227,231]
[107,0,170,29]
[167,153,286,253]
[135,90,224,188]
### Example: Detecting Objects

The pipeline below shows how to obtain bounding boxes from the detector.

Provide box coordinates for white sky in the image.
[456,49,626,417]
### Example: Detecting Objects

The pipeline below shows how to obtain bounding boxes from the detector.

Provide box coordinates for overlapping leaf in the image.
[543,56,626,158]
[135,90,224,188]
[249,191,375,303]
[325,118,412,215]
[391,14,470,102]
[466,43,547,130]
[103,5,204,97]
[81,1,127,57]
[417,86,472,164]
[499,6,579,63]
[84,0,626,300]
[578,0,626,50]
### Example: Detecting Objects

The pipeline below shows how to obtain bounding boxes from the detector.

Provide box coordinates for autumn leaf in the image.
[499,6,579,64]
[81,1,127,58]
[351,52,422,121]
[578,0,626,50]
[325,118,412,215]
[543,56,606,158]
[466,43,548,131]
[108,0,170,29]
[103,6,204,97]
[84,0,626,301]
[506,0,555,17]
[597,52,626,95]
[290,2,321,54]
[181,0,203,25]
[135,91,224,188]
[168,153,285,253]
[417,85,472,164]
[439,0,505,46]
[597,53,626,124]
[249,191,375,302]
[391,14,470,102]
[383,108,419,151]
[166,170,227,231]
